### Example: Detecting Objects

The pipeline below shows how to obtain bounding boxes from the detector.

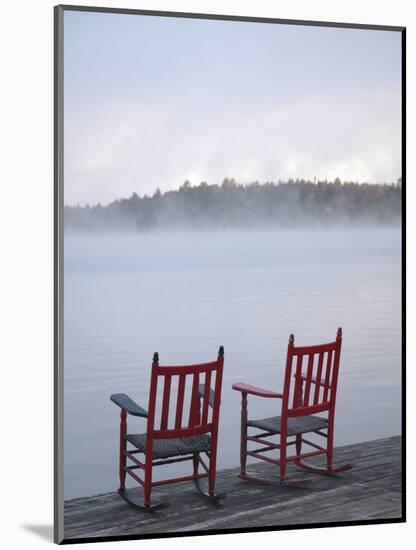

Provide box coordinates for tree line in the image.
[64,178,402,232]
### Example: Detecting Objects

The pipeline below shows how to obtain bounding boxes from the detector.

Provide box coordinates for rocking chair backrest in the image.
[282,328,343,419]
[145,347,224,443]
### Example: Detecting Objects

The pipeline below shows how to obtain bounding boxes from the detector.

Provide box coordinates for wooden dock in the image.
[64,436,402,541]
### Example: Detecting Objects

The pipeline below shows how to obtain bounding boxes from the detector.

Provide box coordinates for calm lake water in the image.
[64,227,401,499]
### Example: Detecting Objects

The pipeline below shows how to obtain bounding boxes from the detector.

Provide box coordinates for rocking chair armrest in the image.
[110,393,148,418]
[232,383,283,399]
[198,384,216,407]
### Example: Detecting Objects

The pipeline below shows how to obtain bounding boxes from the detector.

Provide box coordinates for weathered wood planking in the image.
[64,436,402,540]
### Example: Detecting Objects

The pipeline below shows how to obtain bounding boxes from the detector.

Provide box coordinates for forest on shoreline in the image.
[64,178,402,232]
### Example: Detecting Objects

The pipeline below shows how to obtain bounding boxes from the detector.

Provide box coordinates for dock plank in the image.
[64,436,402,540]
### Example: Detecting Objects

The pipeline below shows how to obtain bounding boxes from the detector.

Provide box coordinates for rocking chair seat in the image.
[247,414,328,436]
[126,432,211,460]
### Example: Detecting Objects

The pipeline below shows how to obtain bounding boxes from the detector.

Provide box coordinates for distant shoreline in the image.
[64,179,402,233]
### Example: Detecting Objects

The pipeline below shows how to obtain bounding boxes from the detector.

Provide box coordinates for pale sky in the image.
[64,11,402,206]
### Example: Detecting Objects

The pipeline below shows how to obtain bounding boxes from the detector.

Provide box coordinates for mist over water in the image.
[64,227,401,499]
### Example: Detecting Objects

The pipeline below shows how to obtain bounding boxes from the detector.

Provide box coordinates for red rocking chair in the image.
[110,346,225,510]
[232,328,352,485]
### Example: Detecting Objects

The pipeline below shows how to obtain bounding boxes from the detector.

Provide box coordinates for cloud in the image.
[64,84,400,205]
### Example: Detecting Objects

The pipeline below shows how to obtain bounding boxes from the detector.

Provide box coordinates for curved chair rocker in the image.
[110,346,225,511]
[232,328,352,486]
